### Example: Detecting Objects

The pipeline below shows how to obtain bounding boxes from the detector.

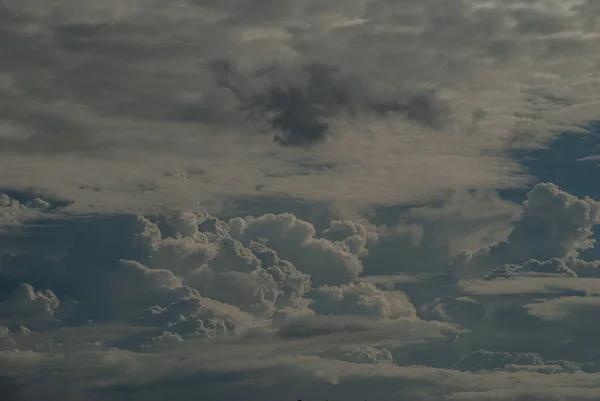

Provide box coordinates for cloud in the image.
[526,296,600,328]
[0,283,61,330]
[0,326,18,351]
[308,281,416,319]
[343,345,394,364]
[2,1,600,399]
[485,258,578,280]
[1,184,600,400]
[213,60,451,146]
[229,213,367,285]
[2,199,599,399]
[364,188,519,274]
[0,192,54,226]
[5,0,600,212]
[0,206,455,399]
[461,276,600,297]
[450,182,600,279]
[453,349,544,373]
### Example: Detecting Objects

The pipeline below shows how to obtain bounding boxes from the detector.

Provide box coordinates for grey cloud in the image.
[2,193,600,399]
[0,209,355,332]
[506,183,600,260]
[0,194,27,225]
[447,389,600,401]
[0,189,71,211]
[271,314,453,351]
[308,282,416,319]
[322,219,378,257]
[213,59,451,146]
[0,326,18,351]
[0,283,60,331]
[0,192,60,226]
[511,8,572,36]
[364,188,519,275]
[453,279,600,370]
[141,331,184,351]
[567,258,600,278]
[418,296,485,324]
[453,349,543,373]
[0,0,600,398]
[0,6,236,160]
[485,258,578,280]
[450,183,600,279]
[134,214,314,320]
[275,315,373,339]
[229,213,366,285]
[134,213,313,317]
[0,105,112,156]
[0,12,116,157]
[2,0,596,214]
[343,345,394,364]
[250,241,312,307]
[526,296,600,330]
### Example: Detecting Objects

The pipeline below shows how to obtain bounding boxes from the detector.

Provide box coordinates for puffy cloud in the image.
[322,219,378,257]
[141,331,184,351]
[145,235,217,276]
[118,212,311,319]
[0,193,25,210]
[0,192,51,225]
[135,214,220,276]
[183,238,311,317]
[0,325,18,351]
[507,183,600,260]
[0,283,60,330]
[566,257,600,278]
[450,183,600,279]
[309,282,416,319]
[167,317,237,339]
[229,213,365,285]
[249,241,312,306]
[2,181,600,400]
[137,292,253,342]
[185,242,280,317]
[343,345,394,364]
[0,208,320,336]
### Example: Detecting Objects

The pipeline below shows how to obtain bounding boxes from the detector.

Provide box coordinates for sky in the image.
[1,0,600,400]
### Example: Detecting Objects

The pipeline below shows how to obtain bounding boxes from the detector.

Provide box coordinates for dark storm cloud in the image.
[212,59,451,147]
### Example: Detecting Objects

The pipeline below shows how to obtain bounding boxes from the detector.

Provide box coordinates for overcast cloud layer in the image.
[2,0,600,400]
[2,0,600,212]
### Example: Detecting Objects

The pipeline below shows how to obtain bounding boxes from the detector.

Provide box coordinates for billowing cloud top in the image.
[1,182,600,400]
